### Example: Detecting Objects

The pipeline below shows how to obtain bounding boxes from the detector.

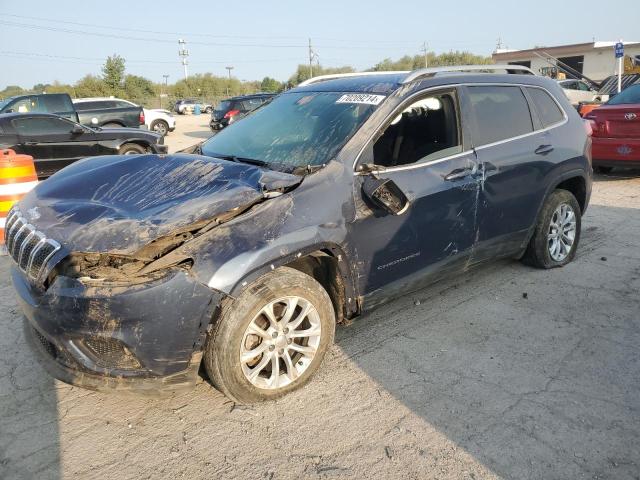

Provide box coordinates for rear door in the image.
[464,85,564,261]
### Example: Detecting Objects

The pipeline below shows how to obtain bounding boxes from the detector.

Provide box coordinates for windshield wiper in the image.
[214,154,268,168]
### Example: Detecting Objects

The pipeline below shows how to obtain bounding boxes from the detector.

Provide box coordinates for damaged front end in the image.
[10,153,303,393]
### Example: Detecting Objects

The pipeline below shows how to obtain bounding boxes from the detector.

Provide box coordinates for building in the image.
[492,41,640,82]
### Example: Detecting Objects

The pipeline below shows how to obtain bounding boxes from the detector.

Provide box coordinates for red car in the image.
[586,84,640,173]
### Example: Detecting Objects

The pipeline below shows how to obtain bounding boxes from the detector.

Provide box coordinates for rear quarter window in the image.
[467,86,534,145]
[526,87,565,128]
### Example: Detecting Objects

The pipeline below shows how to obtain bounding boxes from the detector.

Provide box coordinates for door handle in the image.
[444,161,478,181]
[535,144,554,155]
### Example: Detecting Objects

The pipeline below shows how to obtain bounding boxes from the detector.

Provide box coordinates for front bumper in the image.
[592,137,640,166]
[14,267,225,393]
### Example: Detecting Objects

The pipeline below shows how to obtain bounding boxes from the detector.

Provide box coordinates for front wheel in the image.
[522,189,581,269]
[204,267,335,404]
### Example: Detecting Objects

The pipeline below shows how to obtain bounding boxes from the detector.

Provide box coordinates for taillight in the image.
[139,110,145,125]
[223,109,240,119]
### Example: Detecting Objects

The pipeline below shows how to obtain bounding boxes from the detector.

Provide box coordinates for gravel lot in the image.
[0,116,638,480]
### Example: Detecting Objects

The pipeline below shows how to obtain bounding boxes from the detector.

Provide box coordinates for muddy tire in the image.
[118,143,146,155]
[522,189,581,269]
[204,267,335,404]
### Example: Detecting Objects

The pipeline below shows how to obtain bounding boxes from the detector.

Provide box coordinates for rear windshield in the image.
[202,91,382,171]
[215,101,232,112]
[607,84,640,105]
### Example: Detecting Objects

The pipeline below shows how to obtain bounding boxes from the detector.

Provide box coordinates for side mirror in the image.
[362,175,410,215]
[71,125,85,135]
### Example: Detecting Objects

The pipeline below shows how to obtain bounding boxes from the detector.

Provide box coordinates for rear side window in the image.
[40,95,73,113]
[526,87,565,128]
[12,117,73,135]
[114,100,134,108]
[467,86,533,145]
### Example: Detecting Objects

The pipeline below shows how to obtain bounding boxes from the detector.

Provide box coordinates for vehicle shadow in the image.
[0,263,61,480]
[333,202,640,479]
[594,168,640,181]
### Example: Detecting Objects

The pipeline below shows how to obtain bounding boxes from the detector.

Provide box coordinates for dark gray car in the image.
[8,66,592,404]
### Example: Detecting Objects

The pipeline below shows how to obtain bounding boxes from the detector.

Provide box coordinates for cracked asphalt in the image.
[0,126,638,479]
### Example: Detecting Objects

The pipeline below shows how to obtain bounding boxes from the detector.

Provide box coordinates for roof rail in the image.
[401,64,536,84]
[298,71,409,87]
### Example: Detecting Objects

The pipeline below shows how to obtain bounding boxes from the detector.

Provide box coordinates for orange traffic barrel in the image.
[0,149,38,254]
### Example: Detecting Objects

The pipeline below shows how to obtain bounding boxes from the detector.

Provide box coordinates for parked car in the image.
[72,98,145,129]
[174,99,212,114]
[9,66,592,404]
[143,108,176,136]
[209,93,275,131]
[0,93,78,121]
[0,112,167,178]
[558,79,608,106]
[585,83,640,173]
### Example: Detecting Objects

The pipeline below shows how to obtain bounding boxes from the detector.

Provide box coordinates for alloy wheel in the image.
[548,203,576,261]
[240,296,321,390]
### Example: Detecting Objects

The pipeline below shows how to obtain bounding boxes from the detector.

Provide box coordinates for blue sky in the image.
[1,0,639,88]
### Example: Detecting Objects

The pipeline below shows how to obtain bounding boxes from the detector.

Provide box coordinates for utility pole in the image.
[161,74,169,108]
[421,42,429,68]
[178,39,189,81]
[308,38,314,78]
[225,66,234,96]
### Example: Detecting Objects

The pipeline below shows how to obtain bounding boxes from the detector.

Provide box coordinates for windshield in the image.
[607,84,640,105]
[201,91,381,171]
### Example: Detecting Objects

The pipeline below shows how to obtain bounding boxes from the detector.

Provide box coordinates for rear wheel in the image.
[150,119,169,136]
[118,143,146,155]
[522,189,581,269]
[593,166,613,174]
[204,267,335,404]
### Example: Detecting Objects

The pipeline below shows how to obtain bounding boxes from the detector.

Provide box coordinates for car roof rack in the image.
[297,65,536,88]
[401,64,536,84]
[298,71,409,87]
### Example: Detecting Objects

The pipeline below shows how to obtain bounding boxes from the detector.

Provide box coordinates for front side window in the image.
[373,91,461,168]
[467,86,533,145]
[9,97,41,113]
[201,91,380,171]
[13,117,74,136]
[526,87,565,128]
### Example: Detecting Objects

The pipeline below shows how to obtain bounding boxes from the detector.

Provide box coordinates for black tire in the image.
[593,166,613,174]
[204,266,335,404]
[103,122,123,128]
[522,189,582,269]
[150,119,169,136]
[118,143,146,155]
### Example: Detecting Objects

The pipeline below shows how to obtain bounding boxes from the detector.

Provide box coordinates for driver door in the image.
[348,88,482,309]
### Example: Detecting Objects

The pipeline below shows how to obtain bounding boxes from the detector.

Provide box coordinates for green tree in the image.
[0,85,25,98]
[75,75,108,98]
[260,76,283,92]
[288,65,355,87]
[123,74,156,104]
[102,54,126,94]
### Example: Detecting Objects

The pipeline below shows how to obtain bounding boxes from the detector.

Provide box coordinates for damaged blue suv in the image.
[8,65,592,403]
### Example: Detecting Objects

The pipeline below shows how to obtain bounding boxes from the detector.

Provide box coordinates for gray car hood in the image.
[17,153,301,254]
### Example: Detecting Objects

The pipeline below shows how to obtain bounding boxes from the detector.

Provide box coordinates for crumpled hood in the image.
[18,153,301,254]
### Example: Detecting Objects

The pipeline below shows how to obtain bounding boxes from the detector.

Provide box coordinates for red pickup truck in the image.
[586,84,640,173]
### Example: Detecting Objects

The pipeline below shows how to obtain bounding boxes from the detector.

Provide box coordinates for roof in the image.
[493,41,640,61]
[73,97,130,103]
